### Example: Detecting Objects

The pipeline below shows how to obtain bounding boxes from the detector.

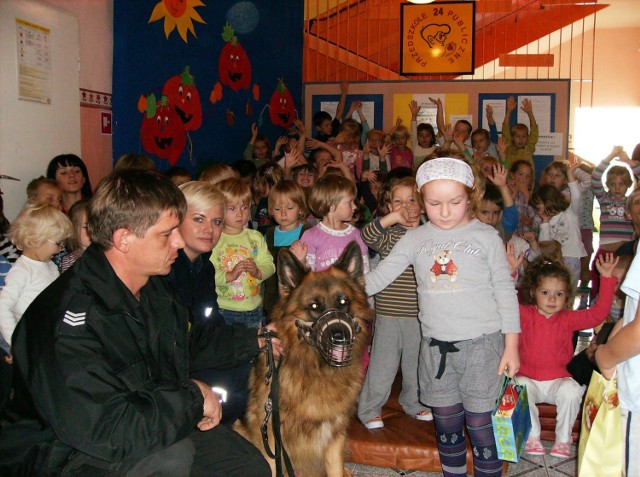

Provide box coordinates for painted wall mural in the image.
[114,0,303,172]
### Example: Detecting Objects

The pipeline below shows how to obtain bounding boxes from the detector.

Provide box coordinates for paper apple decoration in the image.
[139,94,186,165]
[218,23,252,92]
[268,78,296,128]
[162,66,202,131]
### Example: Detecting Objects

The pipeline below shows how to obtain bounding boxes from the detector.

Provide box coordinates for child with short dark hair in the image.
[165,166,191,187]
[501,96,539,169]
[531,161,586,285]
[408,100,438,169]
[312,82,348,142]
[475,164,519,240]
[252,162,283,234]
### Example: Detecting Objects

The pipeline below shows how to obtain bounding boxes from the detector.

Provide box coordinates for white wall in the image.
[0,0,80,221]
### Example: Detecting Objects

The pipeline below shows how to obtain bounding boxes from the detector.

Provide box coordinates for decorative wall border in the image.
[80,88,112,109]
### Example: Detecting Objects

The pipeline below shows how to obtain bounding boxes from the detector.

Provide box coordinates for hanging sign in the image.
[400,2,475,75]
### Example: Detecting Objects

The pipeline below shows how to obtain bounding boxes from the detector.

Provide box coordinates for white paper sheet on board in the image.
[320,101,338,122]
[347,101,376,127]
[517,95,551,134]
[481,100,506,132]
[321,100,376,127]
[413,94,444,134]
[450,114,473,129]
[536,132,564,156]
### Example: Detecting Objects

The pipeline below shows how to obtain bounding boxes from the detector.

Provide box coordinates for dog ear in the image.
[334,241,364,285]
[278,248,306,295]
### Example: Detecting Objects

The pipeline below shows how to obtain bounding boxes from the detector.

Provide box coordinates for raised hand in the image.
[505,242,524,274]
[409,100,420,119]
[594,252,619,278]
[487,165,508,187]
[521,98,533,114]
[428,97,442,108]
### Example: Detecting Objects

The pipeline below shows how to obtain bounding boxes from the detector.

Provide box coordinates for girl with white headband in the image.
[365,157,520,477]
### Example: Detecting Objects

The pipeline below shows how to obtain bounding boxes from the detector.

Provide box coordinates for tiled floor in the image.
[349,440,576,476]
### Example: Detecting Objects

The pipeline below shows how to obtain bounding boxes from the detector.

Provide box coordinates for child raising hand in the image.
[518,253,619,458]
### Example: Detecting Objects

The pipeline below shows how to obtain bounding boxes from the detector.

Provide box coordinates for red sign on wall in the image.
[101,112,112,135]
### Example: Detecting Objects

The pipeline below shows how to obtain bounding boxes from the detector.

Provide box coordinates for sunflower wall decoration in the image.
[148,0,206,43]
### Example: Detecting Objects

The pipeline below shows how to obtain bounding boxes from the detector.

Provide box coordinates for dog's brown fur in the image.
[235,242,373,477]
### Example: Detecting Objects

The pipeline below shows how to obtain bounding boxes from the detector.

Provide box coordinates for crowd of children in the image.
[0,87,639,477]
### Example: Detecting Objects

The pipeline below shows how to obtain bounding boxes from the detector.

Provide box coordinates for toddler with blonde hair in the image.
[0,205,72,349]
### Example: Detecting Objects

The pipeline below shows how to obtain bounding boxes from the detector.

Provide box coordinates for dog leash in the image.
[259,329,295,477]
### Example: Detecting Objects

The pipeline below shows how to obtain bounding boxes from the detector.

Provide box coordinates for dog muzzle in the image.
[295,310,362,367]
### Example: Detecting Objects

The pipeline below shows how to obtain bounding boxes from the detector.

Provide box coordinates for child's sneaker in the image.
[364,416,384,430]
[525,437,545,456]
[415,410,433,421]
[550,441,571,458]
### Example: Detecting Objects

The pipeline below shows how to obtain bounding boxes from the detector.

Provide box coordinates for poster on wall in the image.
[16,18,51,104]
[400,2,475,75]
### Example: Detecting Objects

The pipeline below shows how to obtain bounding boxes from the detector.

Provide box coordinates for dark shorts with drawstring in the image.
[419,331,504,413]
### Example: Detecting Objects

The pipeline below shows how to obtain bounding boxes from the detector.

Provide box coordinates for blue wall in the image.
[113,0,303,174]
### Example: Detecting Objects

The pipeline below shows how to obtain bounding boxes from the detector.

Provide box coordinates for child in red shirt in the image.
[517,254,618,458]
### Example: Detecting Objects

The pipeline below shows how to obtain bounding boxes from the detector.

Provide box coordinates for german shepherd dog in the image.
[235,242,373,477]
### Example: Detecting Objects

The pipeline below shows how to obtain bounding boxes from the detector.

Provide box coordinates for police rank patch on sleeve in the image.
[63,311,86,327]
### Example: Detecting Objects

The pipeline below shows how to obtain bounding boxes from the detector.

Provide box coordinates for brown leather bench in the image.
[346,376,478,473]
[346,376,580,472]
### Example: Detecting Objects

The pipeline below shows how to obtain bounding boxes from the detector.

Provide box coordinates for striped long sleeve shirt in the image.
[362,219,418,318]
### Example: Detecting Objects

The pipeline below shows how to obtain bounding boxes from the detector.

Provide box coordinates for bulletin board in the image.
[303,80,570,178]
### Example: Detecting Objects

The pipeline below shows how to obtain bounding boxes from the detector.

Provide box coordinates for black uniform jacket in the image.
[0,243,261,474]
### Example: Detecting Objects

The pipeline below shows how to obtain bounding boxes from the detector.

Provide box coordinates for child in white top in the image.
[0,205,71,349]
[531,161,586,285]
[365,157,519,477]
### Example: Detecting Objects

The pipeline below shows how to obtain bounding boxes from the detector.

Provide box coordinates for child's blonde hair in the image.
[308,174,357,218]
[26,177,58,201]
[9,204,72,250]
[268,180,308,219]
[199,163,240,185]
[382,177,422,213]
[511,123,529,137]
[179,181,226,211]
[216,177,252,206]
[538,240,563,265]
[392,125,410,142]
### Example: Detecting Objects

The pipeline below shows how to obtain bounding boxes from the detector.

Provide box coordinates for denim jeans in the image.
[219,307,265,328]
